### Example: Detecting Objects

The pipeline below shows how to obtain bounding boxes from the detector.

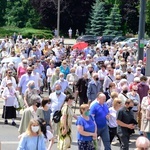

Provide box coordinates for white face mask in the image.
[46,103,51,108]
[31,125,39,133]
[60,77,64,81]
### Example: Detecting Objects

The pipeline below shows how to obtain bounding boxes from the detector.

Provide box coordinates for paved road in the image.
[0,96,139,150]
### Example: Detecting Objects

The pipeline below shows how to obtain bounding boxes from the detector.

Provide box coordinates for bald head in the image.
[97,93,106,104]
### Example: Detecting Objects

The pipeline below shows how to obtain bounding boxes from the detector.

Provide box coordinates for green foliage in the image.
[0,27,53,39]
[103,4,122,35]
[85,1,106,36]
[146,0,150,36]
[0,0,7,26]
[4,0,41,28]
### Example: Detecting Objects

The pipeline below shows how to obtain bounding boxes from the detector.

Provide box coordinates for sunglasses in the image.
[8,72,12,74]
[117,102,122,104]
[133,90,137,92]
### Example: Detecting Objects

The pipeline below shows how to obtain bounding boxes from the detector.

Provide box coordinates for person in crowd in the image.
[98,64,108,91]
[75,60,88,79]
[87,73,101,103]
[106,91,118,108]
[18,66,38,96]
[135,136,150,150]
[40,98,52,130]
[0,68,17,91]
[104,82,117,100]
[60,60,70,79]
[76,104,97,150]
[2,80,17,125]
[127,85,140,120]
[90,93,111,150]
[58,94,77,150]
[37,118,54,150]
[17,119,46,150]
[24,80,38,107]
[66,67,78,93]
[50,67,60,90]
[18,95,43,134]
[137,76,149,130]
[108,98,122,143]
[125,67,134,84]
[103,66,115,92]
[117,99,137,150]
[53,73,69,93]
[49,84,66,138]
[46,62,56,94]
[76,73,90,106]
[141,89,150,135]
[118,85,129,105]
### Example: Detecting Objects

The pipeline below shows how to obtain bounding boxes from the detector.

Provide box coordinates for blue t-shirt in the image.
[76,115,95,141]
[90,102,109,128]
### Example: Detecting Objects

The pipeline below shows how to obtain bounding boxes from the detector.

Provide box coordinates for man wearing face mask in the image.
[49,84,66,138]
[87,73,101,103]
[53,73,69,93]
[18,95,43,134]
[117,99,137,150]
[18,67,38,96]
[125,67,134,84]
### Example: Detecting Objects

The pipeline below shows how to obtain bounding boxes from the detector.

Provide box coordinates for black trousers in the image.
[79,96,88,106]
[109,127,121,144]
[118,134,130,150]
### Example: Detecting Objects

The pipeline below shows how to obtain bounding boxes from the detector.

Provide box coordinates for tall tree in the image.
[90,2,106,36]
[103,4,122,35]
[146,0,150,36]
[0,0,7,26]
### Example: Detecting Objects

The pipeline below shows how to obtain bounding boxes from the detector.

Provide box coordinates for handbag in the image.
[53,110,62,123]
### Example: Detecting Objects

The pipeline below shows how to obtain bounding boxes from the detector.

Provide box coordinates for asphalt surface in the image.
[0,39,139,150]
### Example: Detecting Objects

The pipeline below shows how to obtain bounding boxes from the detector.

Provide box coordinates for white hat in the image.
[7,80,12,85]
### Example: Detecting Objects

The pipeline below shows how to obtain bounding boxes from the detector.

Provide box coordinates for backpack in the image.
[53,110,62,123]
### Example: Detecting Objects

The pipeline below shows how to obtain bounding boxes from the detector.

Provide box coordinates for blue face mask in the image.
[30,85,35,89]
[56,90,61,95]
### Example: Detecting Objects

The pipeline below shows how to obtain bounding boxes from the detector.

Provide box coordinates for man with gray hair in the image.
[18,95,43,134]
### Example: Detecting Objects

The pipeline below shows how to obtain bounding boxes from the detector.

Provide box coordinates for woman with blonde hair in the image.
[108,98,122,143]
[17,119,46,150]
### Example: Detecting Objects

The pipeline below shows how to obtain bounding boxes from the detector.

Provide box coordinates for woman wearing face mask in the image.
[40,98,53,131]
[38,118,54,150]
[17,119,46,150]
[127,85,140,121]
[24,80,38,107]
[58,95,77,150]
[76,104,97,150]
[17,59,27,80]
[2,80,17,125]
[60,60,70,79]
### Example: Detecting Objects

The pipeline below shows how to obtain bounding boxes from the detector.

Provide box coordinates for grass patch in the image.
[0,26,53,39]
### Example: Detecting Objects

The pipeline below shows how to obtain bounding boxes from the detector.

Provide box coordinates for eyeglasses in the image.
[8,72,12,74]
[117,102,122,104]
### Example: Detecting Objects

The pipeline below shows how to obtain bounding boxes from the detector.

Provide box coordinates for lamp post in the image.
[57,0,60,38]
[137,0,146,61]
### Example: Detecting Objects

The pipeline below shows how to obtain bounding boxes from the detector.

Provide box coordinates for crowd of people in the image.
[0,34,150,150]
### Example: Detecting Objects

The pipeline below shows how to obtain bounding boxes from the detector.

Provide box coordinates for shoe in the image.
[12,121,16,126]
[4,120,8,124]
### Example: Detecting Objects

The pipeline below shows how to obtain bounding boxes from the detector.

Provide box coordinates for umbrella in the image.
[72,42,88,50]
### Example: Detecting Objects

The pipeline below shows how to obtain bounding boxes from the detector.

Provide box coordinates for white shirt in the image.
[46,68,55,82]
[125,73,134,84]
[49,92,66,117]
[75,66,88,79]
[108,107,118,128]
[53,79,69,92]
[98,69,108,80]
